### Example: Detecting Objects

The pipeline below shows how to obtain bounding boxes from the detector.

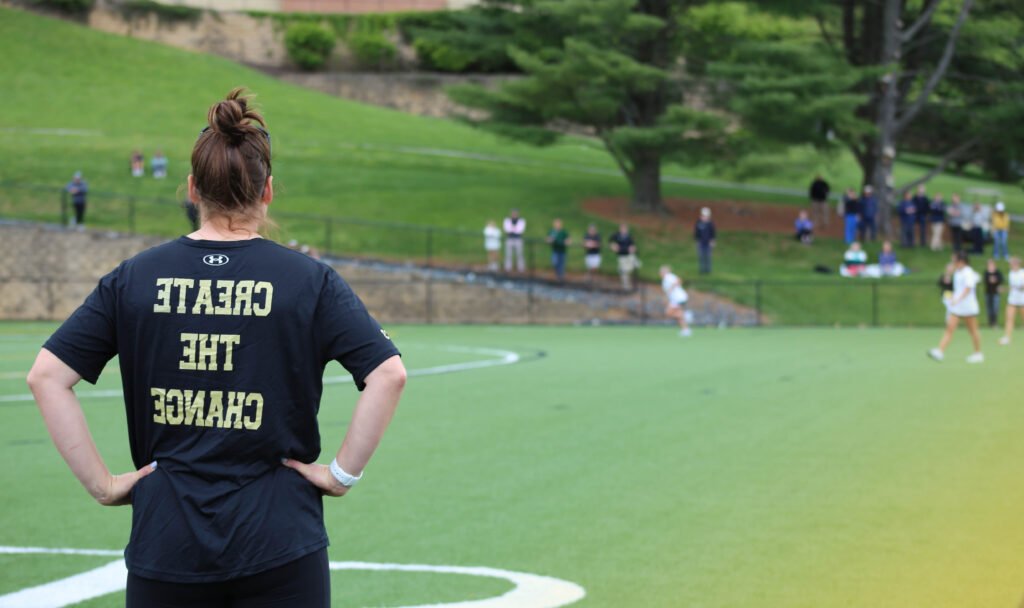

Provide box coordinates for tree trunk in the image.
[871,0,902,240]
[627,152,665,213]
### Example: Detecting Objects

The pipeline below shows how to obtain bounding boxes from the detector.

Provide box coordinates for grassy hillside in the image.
[0,6,1019,325]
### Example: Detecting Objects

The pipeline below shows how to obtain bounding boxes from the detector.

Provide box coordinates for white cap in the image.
[995,201,1006,212]
[700,207,711,217]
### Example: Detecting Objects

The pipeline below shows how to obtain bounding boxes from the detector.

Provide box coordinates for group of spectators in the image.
[809,175,1013,258]
[131,150,169,179]
[485,207,719,289]
[485,210,643,289]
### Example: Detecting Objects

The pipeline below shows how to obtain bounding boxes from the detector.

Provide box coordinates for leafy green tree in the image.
[448,0,729,212]
[707,0,1022,234]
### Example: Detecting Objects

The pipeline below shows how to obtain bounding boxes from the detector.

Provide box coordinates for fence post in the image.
[527,240,535,323]
[640,283,647,325]
[60,189,68,227]
[425,274,433,325]
[324,218,333,255]
[755,280,763,326]
[426,228,434,268]
[871,282,879,327]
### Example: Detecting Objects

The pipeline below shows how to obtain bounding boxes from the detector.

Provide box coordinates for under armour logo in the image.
[380,329,391,340]
[203,254,230,267]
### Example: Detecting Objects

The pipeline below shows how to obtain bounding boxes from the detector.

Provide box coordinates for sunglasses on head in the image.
[198,125,272,155]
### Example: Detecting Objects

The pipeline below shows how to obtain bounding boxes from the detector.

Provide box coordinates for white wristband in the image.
[329,459,362,488]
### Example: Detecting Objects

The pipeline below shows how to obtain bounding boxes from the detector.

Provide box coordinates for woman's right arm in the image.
[27,349,155,506]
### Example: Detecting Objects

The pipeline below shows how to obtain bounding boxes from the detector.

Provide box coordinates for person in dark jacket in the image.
[897,191,917,248]
[65,171,88,229]
[695,207,717,275]
[983,258,1004,328]
[912,185,930,248]
[808,174,830,228]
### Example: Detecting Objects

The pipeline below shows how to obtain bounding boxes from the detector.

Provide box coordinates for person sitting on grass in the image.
[840,242,867,277]
[877,240,906,277]
[794,211,813,244]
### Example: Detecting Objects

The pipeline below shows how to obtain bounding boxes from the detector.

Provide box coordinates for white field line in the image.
[0,547,584,608]
[0,559,126,607]
[0,346,522,402]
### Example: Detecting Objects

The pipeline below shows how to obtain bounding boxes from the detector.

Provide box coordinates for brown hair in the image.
[191,88,272,227]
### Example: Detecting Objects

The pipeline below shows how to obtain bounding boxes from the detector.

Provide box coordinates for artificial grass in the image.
[3,322,1024,606]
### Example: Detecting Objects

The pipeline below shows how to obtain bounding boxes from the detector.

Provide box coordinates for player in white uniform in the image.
[929,252,984,363]
[999,257,1024,345]
[659,265,691,337]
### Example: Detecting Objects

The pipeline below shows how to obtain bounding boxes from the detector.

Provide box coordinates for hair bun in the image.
[206,88,266,144]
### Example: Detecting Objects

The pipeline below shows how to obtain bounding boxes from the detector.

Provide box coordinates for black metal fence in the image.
[0,181,952,326]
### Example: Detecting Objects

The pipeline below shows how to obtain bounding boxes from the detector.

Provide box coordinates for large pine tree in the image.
[447,0,728,212]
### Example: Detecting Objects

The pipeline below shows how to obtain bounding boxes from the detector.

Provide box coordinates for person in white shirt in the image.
[999,257,1024,345]
[929,251,984,363]
[483,220,501,271]
[503,209,526,272]
[659,265,691,337]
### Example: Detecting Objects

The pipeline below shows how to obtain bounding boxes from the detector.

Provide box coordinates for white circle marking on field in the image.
[0,345,524,403]
[0,546,584,608]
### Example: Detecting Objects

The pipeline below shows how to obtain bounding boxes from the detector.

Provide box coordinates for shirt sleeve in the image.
[42,268,119,384]
[315,269,401,391]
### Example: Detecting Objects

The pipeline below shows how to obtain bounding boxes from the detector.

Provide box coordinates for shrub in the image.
[119,0,202,24]
[284,22,336,71]
[32,0,94,14]
[347,31,397,69]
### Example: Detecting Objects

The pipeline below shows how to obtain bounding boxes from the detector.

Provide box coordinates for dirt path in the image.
[583,197,844,239]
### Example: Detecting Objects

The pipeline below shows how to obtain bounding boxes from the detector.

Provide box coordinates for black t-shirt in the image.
[583,232,601,255]
[609,232,634,256]
[43,237,400,583]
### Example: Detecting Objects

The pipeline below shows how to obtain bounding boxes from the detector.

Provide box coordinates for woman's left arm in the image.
[27,348,154,506]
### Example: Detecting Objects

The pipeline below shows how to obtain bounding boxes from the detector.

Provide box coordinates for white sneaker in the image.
[998,336,1011,346]
[966,352,985,364]
[680,328,692,338]
[927,348,944,361]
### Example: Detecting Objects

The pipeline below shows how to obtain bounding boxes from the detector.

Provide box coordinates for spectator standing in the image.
[182,199,199,231]
[969,202,988,255]
[808,174,830,228]
[694,207,716,275]
[151,150,168,179]
[983,258,1004,328]
[546,218,571,282]
[999,257,1024,345]
[897,191,916,248]
[582,224,602,282]
[842,187,860,244]
[912,185,930,247]
[794,210,813,244]
[928,194,946,251]
[503,208,526,272]
[483,220,501,271]
[858,185,878,242]
[947,194,965,251]
[609,223,637,290]
[991,201,1010,260]
[130,149,145,177]
[929,252,984,363]
[65,171,88,229]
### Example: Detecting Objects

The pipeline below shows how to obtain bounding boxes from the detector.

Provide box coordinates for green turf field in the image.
[2,321,1024,607]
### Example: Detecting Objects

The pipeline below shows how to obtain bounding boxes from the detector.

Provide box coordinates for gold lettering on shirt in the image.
[152,278,274,316]
[153,279,173,313]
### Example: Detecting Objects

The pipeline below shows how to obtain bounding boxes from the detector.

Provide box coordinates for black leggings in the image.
[126,548,330,608]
